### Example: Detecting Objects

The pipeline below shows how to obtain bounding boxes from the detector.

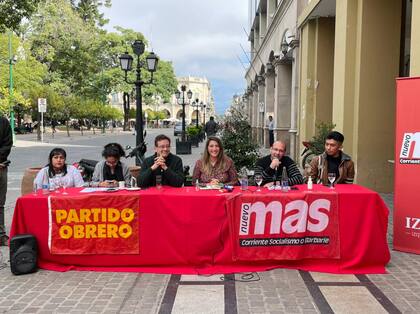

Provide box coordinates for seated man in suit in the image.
[138,134,184,188]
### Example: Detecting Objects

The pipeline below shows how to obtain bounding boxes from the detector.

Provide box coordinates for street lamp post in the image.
[201,103,207,125]
[175,85,192,142]
[119,40,158,165]
[192,98,201,128]
[8,31,16,144]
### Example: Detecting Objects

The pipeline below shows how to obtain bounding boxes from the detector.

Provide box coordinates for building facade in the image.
[174,76,215,124]
[244,0,301,159]
[245,0,415,192]
[109,76,215,125]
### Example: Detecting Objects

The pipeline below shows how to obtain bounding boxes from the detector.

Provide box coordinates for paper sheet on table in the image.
[199,185,222,190]
[79,187,110,193]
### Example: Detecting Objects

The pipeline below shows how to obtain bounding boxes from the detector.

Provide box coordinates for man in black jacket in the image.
[138,134,184,188]
[0,116,12,246]
[205,116,217,137]
[255,141,303,187]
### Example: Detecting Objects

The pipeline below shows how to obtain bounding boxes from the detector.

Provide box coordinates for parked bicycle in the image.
[301,141,316,169]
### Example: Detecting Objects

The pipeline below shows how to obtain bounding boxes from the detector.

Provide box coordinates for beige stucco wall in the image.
[353,0,400,192]
[333,0,401,192]
[298,17,334,153]
[314,18,334,125]
[297,0,401,192]
[410,0,420,75]
[298,20,317,142]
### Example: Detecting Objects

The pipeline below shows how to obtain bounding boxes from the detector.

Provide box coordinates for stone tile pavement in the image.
[1,132,419,313]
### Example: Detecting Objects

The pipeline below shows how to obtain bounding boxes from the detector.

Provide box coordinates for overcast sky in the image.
[102,0,249,114]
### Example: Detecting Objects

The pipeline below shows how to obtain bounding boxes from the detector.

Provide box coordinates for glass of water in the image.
[59,178,68,195]
[130,177,137,188]
[156,174,162,189]
[33,182,38,196]
[327,173,336,189]
[255,174,263,192]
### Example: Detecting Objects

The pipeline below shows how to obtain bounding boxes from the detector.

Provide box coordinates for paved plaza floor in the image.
[0,129,419,313]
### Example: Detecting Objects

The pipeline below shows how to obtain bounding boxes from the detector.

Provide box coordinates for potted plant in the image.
[220,104,259,177]
[187,125,200,147]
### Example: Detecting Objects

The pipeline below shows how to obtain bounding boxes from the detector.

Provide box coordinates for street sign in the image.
[38,98,47,112]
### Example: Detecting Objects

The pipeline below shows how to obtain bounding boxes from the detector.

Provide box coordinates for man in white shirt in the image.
[267,115,274,147]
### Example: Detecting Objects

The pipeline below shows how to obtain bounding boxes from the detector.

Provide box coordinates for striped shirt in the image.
[255,155,304,186]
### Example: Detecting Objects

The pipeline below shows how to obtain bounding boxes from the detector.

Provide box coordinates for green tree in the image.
[70,0,111,27]
[221,103,259,171]
[0,32,46,123]
[0,86,30,115]
[60,95,81,136]
[27,0,99,95]
[142,60,178,104]
[0,0,42,32]
[148,110,166,125]
[101,27,177,106]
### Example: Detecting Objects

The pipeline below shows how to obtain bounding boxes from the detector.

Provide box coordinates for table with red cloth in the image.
[9,184,390,274]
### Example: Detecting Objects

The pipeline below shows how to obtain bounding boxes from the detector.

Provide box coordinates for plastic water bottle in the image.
[281,166,289,192]
[307,176,313,190]
[42,170,50,195]
[240,170,248,191]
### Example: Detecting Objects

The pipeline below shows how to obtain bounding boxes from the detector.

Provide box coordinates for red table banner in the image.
[394,77,420,254]
[227,191,340,261]
[48,194,139,254]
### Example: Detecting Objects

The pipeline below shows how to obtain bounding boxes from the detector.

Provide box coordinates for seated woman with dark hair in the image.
[34,148,84,189]
[192,136,238,186]
[92,143,131,187]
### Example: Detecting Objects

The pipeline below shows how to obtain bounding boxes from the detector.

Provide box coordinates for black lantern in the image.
[192,98,201,128]
[281,40,289,57]
[201,102,207,124]
[119,40,159,165]
[175,85,193,141]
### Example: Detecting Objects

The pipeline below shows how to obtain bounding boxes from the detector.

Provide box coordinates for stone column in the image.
[264,64,275,147]
[332,0,401,192]
[257,76,266,146]
[289,39,300,161]
[251,83,259,141]
[273,58,292,151]
[260,11,267,39]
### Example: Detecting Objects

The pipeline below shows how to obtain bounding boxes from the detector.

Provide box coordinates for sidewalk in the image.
[1,132,419,313]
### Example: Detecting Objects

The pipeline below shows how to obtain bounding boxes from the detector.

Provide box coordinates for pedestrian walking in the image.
[267,115,274,147]
[205,116,217,137]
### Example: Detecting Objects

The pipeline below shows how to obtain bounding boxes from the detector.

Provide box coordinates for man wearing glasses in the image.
[138,134,184,188]
[255,141,303,187]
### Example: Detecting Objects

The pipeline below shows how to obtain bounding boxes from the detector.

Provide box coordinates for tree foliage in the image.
[221,103,259,171]
[0,0,42,32]
[70,0,111,27]
[1,0,177,132]
[28,0,99,95]
[307,122,336,155]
